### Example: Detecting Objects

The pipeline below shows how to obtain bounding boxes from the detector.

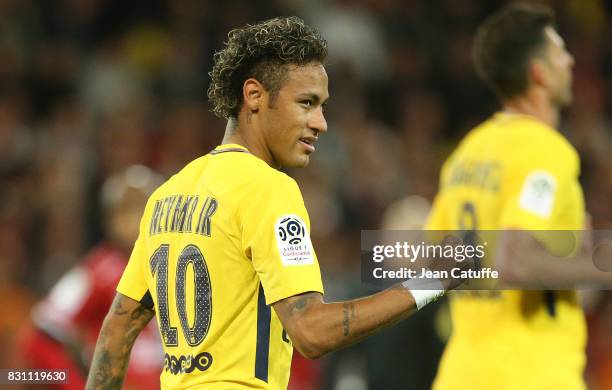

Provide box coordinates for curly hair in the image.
[207,16,328,119]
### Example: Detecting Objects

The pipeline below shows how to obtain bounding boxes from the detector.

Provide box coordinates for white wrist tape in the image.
[401,276,445,310]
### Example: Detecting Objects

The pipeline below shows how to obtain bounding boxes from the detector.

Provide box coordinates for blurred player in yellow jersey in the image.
[427,3,612,389]
[86,16,466,390]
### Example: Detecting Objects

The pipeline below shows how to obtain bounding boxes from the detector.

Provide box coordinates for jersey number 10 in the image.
[150,244,213,347]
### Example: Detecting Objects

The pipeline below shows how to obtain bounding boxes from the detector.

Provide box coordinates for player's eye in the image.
[300,100,313,108]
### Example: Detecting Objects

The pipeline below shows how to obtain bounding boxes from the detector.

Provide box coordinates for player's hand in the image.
[440,234,477,291]
[417,233,476,291]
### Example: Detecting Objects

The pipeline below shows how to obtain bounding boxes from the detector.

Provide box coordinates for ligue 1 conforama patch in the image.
[275,214,315,266]
[518,170,557,218]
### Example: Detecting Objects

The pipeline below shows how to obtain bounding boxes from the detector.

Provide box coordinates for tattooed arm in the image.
[272,285,417,359]
[86,293,154,390]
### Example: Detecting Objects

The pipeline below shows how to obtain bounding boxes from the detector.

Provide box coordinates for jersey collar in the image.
[210,143,251,155]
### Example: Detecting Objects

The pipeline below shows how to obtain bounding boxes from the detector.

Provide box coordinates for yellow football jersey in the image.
[117,144,324,389]
[427,113,586,390]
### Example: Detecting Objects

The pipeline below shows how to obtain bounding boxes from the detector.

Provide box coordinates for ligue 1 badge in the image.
[275,215,314,266]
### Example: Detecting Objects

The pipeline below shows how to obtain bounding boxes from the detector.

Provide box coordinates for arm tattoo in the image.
[342,303,356,337]
[111,298,128,316]
[90,350,122,389]
[287,293,317,317]
[343,304,349,336]
[86,295,154,389]
[130,304,151,321]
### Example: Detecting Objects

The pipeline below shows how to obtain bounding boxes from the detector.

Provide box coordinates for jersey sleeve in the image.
[499,142,580,231]
[240,173,324,305]
[117,217,151,305]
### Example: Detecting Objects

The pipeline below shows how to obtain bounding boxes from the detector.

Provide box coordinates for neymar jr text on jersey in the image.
[149,194,218,237]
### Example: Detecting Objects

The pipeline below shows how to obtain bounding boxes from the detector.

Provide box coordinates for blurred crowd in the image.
[1,0,611,389]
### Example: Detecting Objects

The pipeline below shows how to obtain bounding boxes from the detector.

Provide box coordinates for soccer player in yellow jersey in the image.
[86,17,464,390]
[427,3,612,390]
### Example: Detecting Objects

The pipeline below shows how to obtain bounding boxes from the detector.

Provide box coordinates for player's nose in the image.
[308,106,327,134]
[567,51,575,67]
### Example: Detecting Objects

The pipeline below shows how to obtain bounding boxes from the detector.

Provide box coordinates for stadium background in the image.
[0,0,611,388]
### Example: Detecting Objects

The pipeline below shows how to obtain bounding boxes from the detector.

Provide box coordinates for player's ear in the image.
[528,58,549,90]
[243,78,264,113]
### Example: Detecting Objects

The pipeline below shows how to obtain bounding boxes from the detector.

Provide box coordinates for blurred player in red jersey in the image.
[18,165,164,390]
